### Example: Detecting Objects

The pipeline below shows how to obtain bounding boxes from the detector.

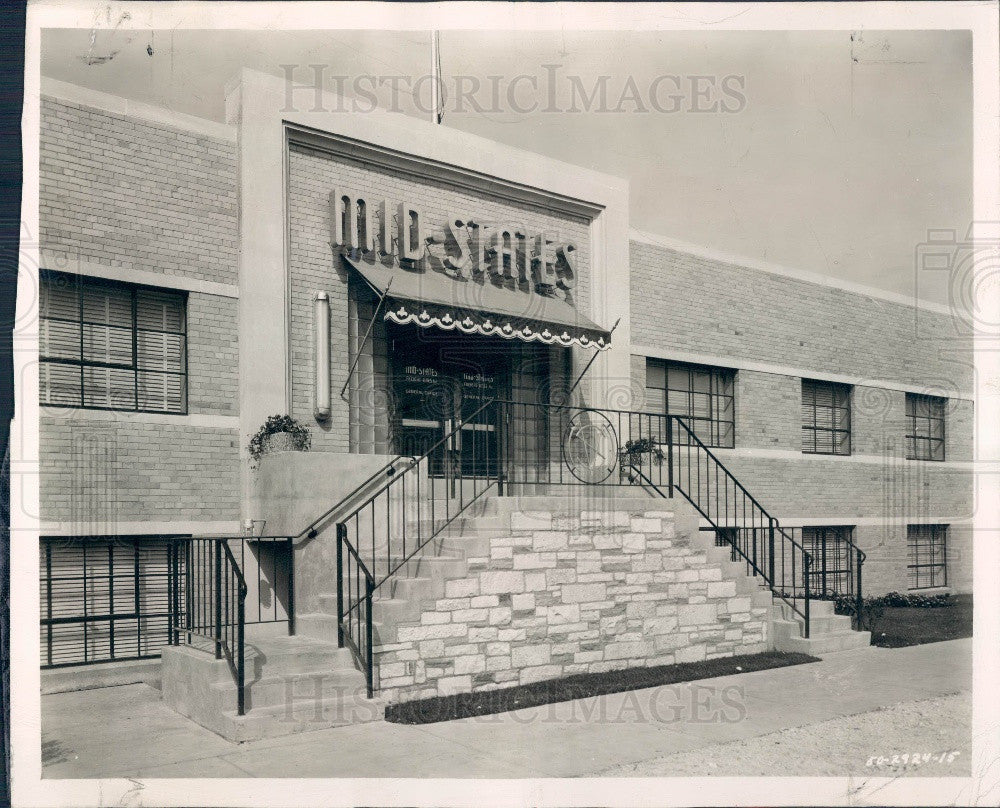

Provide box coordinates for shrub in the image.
[247,414,311,468]
[879,591,952,608]
[619,438,665,465]
[833,591,952,632]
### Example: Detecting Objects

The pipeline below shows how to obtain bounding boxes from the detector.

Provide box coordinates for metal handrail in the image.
[778,523,866,628]
[296,454,415,542]
[337,525,375,696]
[336,397,500,538]
[169,537,249,716]
[325,395,865,693]
[219,540,248,716]
[334,398,502,694]
[670,420,812,558]
[627,455,782,586]
[669,415,816,629]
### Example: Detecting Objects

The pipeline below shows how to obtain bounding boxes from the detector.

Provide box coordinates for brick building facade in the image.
[35,72,972,697]
[628,233,974,594]
[39,89,242,534]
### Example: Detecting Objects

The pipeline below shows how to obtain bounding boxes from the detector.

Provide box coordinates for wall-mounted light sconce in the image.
[314,291,331,420]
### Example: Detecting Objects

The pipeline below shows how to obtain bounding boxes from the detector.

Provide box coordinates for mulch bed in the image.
[385,650,819,724]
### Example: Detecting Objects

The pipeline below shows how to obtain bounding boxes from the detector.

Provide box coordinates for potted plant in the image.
[248,414,311,469]
[618,437,665,483]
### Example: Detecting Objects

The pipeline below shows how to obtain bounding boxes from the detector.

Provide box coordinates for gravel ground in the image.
[599,692,971,777]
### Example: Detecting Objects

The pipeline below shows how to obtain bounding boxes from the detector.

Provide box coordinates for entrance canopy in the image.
[343,254,612,351]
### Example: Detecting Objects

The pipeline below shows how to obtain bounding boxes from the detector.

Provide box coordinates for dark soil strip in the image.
[386,650,819,724]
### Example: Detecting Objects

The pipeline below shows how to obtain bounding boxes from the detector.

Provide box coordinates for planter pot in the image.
[262,431,298,455]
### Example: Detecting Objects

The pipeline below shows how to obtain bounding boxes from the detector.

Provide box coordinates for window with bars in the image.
[906,393,946,461]
[39,536,181,668]
[40,272,187,413]
[908,524,947,589]
[801,525,853,595]
[801,379,851,455]
[714,527,740,562]
[644,359,735,448]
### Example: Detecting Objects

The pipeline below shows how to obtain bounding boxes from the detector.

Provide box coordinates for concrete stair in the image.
[309,492,778,655]
[160,633,384,742]
[768,598,872,654]
[683,528,871,655]
[684,529,775,605]
[171,490,870,739]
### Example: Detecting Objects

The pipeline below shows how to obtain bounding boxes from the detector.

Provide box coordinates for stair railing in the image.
[169,538,248,715]
[329,397,865,693]
[335,398,502,694]
[667,416,815,634]
[779,526,867,630]
[491,399,832,635]
[298,454,415,542]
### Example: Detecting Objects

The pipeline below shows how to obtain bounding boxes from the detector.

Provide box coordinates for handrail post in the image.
[666,416,674,498]
[213,540,222,659]
[173,541,181,646]
[496,401,505,496]
[855,548,863,631]
[336,523,345,648]
[803,553,811,639]
[166,542,174,646]
[237,588,245,716]
[365,575,374,699]
[768,519,775,585]
[287,537,296,636]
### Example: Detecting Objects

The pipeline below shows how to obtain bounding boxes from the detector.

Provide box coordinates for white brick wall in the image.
[629,239,975,593]
[40,97,238,284]
[39,97,241,526]
[377,505,768,703]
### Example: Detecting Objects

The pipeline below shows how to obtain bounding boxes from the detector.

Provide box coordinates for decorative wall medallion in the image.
[562,410,619,484]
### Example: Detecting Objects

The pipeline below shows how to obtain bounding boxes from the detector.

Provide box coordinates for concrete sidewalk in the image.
[42,639,971,779]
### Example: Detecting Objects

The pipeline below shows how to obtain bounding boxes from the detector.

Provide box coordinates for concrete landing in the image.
[161,634,384,742]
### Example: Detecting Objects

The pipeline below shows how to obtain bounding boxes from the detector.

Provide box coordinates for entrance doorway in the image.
[388,323,552,487]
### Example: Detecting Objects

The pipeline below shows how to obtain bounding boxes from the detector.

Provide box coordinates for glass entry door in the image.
[389,325,505,483]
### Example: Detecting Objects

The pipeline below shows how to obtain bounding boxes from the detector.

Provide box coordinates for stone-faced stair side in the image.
[363,494,774,704]
[682,528,872,653]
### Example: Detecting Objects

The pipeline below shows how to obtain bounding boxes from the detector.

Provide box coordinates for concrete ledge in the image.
[249,451,395,536]
[42,658,162,695]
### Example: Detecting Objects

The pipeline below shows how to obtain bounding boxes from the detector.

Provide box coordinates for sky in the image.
[40,27,973,305]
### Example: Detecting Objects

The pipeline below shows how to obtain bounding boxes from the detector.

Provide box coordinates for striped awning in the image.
[342,254,612,351]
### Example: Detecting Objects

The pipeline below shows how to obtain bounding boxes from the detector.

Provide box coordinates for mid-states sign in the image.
[330,189,579,298]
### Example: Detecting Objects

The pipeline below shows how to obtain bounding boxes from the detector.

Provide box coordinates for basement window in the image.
[907,524,948,590]
[801,526,853,596]
[40,272,188,414]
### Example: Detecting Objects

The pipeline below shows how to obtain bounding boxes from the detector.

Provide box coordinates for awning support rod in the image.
[564,316,621,402]
[340,277,393,402]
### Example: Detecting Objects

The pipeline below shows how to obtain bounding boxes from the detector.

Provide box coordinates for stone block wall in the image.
[375,503,769,704]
